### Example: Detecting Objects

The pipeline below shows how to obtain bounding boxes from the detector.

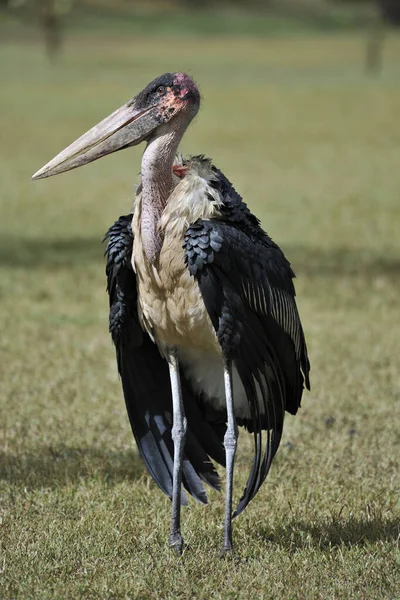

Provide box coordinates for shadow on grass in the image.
[2,446,398,550]
[0,445,145,489]
[0,236,399,276]
[254,517,400,550]
[0,237,105,268]
[289,246,400,278]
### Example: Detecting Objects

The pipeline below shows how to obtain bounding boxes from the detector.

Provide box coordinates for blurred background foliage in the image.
[1,0,398,75]
[1,1,399,64]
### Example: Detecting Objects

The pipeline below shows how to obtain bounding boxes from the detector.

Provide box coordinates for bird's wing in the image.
[104,215,225,505]
[184,165,310,516]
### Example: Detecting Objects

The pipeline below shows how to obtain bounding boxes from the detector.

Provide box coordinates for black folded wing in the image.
[104,215,226,505]
[184,166,310,516]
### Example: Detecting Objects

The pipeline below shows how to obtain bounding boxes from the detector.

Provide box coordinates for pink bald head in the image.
[172,72,200,104]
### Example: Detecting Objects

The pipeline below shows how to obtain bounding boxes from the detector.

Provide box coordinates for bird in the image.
[32,72,310,554]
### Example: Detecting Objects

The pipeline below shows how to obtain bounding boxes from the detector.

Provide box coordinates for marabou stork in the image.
[32,72,310,554]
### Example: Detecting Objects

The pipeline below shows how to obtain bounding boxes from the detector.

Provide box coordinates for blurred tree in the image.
[377,0,400,24]
[365,14,385,74]
[333,0,400,25]
[41,0,61,58]
[332,0,393,73]
[6,0,76,59]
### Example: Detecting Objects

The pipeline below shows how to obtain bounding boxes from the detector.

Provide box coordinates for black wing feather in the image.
[104,215,225,504]
[184,165,310,516]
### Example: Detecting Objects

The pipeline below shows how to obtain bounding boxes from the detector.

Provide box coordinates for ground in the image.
[0,32,399,599]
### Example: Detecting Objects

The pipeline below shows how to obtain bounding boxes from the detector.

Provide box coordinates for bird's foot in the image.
[169,532,184,554]
[220,538,234,557]
[220,545,240,565]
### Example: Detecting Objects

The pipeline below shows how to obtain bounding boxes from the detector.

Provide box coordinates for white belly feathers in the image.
[131,158,266,420]
[132,158,222,353]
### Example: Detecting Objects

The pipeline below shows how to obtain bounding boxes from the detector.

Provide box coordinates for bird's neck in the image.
[140,129,183,264]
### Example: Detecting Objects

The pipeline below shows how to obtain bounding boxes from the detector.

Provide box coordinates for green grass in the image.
[0,33,399,599]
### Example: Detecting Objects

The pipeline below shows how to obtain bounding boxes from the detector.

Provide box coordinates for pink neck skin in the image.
[140,124,186,264]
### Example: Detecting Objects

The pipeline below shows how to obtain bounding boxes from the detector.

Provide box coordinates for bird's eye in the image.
[157,86,166,95]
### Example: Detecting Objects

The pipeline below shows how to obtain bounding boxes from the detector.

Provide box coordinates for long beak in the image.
[31,100,161,180]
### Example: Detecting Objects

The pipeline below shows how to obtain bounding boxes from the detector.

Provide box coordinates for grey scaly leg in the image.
[167,348,187,554]
[222,357,238,553]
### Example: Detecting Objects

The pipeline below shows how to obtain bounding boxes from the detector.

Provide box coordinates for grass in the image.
[0,32,400,599]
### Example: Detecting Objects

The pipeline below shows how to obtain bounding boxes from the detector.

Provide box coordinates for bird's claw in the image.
[220,536,234,557]
[169,532,184,554]
[220,546,236,560]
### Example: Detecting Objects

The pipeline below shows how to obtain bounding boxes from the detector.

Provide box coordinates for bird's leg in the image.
[167,348,187,554]
[222,357,238,553]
